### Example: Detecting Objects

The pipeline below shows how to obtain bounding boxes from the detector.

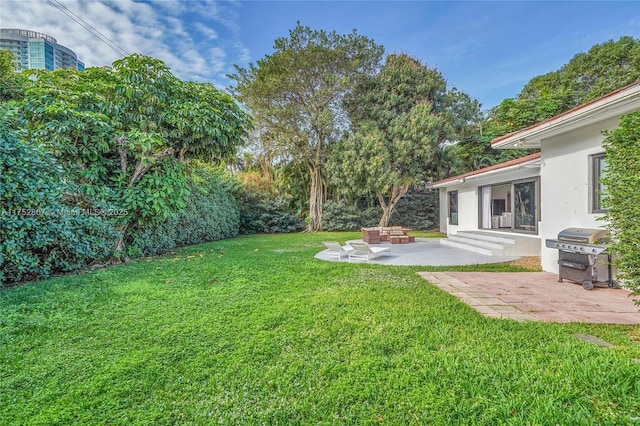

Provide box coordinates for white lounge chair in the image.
[322,241,354,260]
[348,241,391,263]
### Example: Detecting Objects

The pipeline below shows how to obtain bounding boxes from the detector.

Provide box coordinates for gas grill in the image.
[545,227,619,291]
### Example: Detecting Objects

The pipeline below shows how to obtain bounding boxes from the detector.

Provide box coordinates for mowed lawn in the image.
[1,232,639,425]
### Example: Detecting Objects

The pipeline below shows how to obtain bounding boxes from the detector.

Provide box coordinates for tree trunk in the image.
[129,147,175,187]
[112,222,130,263]
[116,136,128,174]
[378,206,390,228]
[308,165,325,231]
[376,183,410,227]
[178,147,188,162]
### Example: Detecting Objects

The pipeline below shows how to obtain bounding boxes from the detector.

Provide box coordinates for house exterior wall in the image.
[454,183,478,232]
[432,83,639,277]
[439,166,540,235]
[538,117,620,273]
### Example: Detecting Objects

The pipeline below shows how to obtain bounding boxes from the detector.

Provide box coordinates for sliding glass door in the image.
[478,183,510,230]
[513,179,538,233]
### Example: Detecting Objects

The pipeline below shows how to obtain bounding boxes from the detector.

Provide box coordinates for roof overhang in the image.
[491,81,640,149]
[428,153,541,189]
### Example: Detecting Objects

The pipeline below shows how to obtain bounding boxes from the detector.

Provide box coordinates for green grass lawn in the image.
[1,232,639,425]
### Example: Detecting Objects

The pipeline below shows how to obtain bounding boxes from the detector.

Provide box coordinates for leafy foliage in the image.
[321,200,380,231]
[130,164,241,256]
[229,23,384,231]
[447,37,640,177]
[320,191,439,232]
[238,192,305,234]
[520,36,640,106]
[492,37,640,135]
[331,54,479,226]
[389,190,439,231]
[20,54,250,254]
[602,111,640,300]
[0,49,25,102]
[0,107,118,284]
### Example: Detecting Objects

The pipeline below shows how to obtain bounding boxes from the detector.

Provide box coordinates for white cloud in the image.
[232,41,250,64]
[194,22,218,41]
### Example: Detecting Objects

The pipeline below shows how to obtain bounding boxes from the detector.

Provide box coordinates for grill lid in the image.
[557,228,609,244]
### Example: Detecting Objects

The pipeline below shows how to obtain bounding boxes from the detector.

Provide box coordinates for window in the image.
[591,153,608,213]
[448,190,458,225]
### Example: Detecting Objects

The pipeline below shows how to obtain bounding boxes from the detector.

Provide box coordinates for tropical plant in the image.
[0,49,25,102]
[130,163,241,256]
[229,23,383,231]
[330,54,480,226]
[0,106,118,284]
[321,200,380,231]
[238,192,305,235]
[19,54,250,257]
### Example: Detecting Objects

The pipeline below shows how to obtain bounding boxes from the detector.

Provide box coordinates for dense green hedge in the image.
[389,190,439,231]
[321,200,380,231]
[602,111,640,299]
[238,192,305,234]
[130,165,241,257]
[0,113,118,284]
[322,191,439,231]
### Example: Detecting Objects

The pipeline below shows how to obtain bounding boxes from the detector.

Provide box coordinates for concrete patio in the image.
[315,239,640,324]
[315,238,521,266]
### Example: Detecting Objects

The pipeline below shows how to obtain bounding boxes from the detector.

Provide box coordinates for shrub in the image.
[322,191,439,232]
[388,190,439,231]
[322,200,380,231]
[130,164,241,256]
[238,192,305,234]
[0,109,118,284]
[602,111,640,299]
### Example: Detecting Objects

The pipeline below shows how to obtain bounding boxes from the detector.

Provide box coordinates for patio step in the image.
[441,235,504,256]
[456,231,517,246]
[441,230,541,257]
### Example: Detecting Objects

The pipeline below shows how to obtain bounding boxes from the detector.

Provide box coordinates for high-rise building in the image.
[0,28,85,72]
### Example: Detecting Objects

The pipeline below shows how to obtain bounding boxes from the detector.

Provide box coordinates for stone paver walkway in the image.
[419,272,640,324]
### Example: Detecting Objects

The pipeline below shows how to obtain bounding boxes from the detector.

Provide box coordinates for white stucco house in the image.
[428,81,640,274]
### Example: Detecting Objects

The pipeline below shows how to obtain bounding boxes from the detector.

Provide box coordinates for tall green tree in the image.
[489,37,640,136]
[521,36,640,105]
[0,49,25,102]
[20,54,250,256]
[447,37,640,177]
[229,23,383,231]
[331,54,480,226]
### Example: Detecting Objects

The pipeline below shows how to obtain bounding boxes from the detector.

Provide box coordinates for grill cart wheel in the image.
[582,280,594,291]
[608,280,621,289]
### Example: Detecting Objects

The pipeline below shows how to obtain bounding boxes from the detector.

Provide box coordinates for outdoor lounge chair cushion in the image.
[348,241,391,263]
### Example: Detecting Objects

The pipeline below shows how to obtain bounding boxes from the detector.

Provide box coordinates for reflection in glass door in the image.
[513,180,537,233]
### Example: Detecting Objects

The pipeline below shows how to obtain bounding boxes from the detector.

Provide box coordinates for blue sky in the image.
[2,1,639,109]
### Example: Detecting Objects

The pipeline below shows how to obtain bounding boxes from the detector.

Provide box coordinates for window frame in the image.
[448,190,459,226]
[590,152,608,214]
